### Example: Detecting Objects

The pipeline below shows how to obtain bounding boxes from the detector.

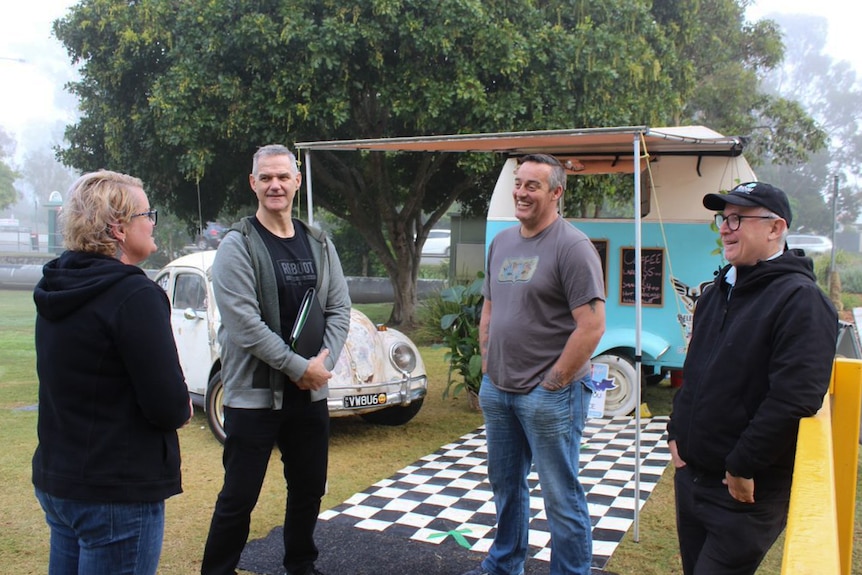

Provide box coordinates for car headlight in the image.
[389,342,417,374]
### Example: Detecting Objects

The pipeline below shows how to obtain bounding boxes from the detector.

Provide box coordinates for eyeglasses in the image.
[131,210,158,226]
[714,213,776,231]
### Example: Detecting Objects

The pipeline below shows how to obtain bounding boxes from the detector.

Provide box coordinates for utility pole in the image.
[829,175,841,311]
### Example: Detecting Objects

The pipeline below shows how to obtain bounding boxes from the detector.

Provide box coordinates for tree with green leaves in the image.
[653,0,827,166]
[751,12,862,232]
[53,0,820,326]
[18,148,77,206]
[54,0,684,325]
[0,160,19,212]
[0,128,20,211]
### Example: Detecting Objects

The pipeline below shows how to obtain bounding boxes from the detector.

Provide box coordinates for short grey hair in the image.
[517,153,566,192]
[764,210,790,244]
[252,144,298,176]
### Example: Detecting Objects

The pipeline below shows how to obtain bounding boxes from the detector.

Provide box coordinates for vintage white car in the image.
[154,251,428,443]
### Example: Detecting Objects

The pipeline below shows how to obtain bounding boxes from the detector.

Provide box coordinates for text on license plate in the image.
[343,393,388,409]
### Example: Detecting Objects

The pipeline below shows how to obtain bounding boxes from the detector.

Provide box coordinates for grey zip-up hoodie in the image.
[212,216,351,409]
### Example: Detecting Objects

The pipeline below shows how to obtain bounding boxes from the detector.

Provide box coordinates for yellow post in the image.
[831,358,862,575]
[781,400,840,574]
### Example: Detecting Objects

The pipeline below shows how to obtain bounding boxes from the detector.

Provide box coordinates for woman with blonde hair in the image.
[32,170,191,575]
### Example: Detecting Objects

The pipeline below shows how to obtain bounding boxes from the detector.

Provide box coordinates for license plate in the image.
[343,393,388,409]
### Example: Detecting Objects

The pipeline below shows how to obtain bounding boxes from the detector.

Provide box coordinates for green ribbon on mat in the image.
[427,528,473,549]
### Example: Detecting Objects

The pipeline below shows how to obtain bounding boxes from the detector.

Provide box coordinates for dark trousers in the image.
[674,465,789,575]
[201,394,329,575]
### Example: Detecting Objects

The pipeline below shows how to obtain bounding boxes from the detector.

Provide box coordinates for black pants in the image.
[674,465,789,575]
[201,394,329,575]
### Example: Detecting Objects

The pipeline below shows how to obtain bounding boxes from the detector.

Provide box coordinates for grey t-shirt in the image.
[482,217,605,393]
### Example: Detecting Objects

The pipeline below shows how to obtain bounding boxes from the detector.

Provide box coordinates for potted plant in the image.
[440,272,485,408]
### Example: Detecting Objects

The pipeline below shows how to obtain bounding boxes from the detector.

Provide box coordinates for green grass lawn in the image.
[1,288,859,574]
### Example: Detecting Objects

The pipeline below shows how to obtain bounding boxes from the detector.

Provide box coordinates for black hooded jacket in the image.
[667,249,837,492]
[32,251,190,502]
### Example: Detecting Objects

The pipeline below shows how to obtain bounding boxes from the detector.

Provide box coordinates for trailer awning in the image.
[295,125,745,157]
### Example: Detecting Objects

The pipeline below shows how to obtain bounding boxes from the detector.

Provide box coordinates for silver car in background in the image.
[421,229,451,257]
[787,234,833,255]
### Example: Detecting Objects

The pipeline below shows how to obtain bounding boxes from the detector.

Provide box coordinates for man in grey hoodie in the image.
[201,145,351,575]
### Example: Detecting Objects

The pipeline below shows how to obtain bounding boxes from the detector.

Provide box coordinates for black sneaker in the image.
[459,568,490,575]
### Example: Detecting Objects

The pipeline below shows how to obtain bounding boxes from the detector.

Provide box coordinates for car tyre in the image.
[196,238,208,251]
[592,353,639,417]
[360,398,424,426]
[206,371,226,444]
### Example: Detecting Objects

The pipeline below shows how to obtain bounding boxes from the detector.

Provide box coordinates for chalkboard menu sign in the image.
[620,247,664,306]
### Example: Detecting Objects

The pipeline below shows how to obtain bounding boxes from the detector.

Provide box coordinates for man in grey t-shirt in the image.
[459,154,605,575]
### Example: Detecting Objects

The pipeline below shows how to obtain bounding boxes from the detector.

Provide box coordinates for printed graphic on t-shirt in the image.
[277,259,316,287]
[497,256,539,283]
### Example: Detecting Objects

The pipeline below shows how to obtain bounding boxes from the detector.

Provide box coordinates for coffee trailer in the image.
[297,125,755,417]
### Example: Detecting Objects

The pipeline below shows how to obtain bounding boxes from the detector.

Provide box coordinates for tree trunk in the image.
[387,260,420,328]
[829,269,843,311]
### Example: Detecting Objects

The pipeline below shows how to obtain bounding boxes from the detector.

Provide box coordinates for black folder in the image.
[288,287,325,359]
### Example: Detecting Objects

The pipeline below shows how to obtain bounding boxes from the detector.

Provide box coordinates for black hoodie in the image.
[32,251,190,502]
[667,250,837,492]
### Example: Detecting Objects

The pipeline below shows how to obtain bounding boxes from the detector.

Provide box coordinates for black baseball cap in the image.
[703,182,792,227]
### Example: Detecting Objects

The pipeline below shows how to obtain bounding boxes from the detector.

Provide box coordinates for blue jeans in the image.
[34,487,165,575]
[479,373,593,575]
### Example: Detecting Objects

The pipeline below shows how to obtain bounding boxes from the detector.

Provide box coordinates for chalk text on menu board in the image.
[620,247,664,306]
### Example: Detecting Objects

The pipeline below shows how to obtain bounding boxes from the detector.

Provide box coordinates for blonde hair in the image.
[61,170,144,257]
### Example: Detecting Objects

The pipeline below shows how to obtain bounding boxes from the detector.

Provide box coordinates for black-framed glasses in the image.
[131,209,158,226]
[714,213,776,231]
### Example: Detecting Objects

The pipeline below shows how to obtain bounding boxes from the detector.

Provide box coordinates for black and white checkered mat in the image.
[320,416,670,568]
[240,416,671,575]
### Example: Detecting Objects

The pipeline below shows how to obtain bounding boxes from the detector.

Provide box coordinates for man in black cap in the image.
[666,182,837,574]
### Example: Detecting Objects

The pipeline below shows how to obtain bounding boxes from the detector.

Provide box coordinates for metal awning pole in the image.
[303,150,315,227]
[633,134,643,542]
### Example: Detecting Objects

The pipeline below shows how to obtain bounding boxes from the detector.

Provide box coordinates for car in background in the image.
[155,251,428,443]
[421,228,451,257]
[0,217,20,231]
[787,234,833,255]
[195,222,227,250]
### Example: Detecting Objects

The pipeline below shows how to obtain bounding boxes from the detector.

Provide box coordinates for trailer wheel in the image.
[206,371,226,444]
[592,354,638,417]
